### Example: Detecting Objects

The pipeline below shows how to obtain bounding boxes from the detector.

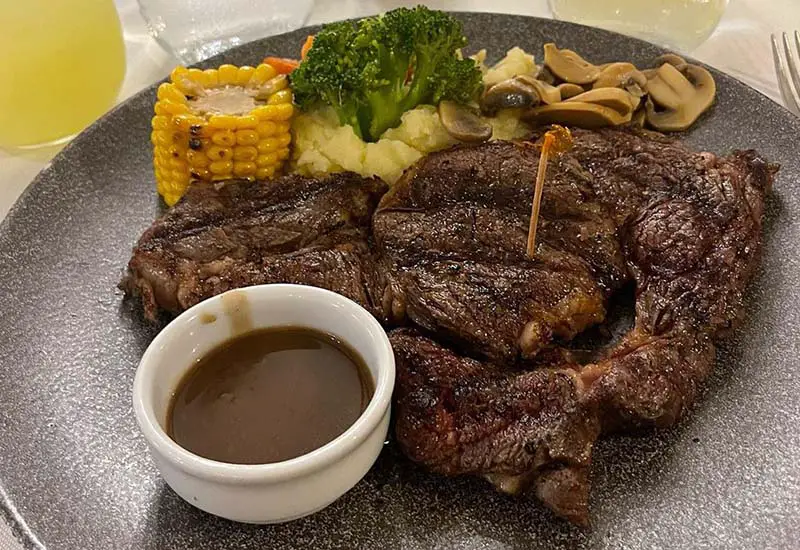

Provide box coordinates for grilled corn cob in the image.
[151,63,294,205]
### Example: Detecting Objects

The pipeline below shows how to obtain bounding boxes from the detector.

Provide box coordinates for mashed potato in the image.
[291,48,537,184]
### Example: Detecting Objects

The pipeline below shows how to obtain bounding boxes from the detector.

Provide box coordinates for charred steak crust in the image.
[391,328,599,526]
[373,140,627,363]
[121,129,775,525]
[121,173,388,321]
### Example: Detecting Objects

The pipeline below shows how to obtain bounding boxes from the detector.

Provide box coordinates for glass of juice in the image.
[548,0,729,52]
[0,0,126,149]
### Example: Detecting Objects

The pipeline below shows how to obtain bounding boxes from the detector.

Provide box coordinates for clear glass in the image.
[548,0,729,52]
[0,0,126,149]
[137,0,315,64]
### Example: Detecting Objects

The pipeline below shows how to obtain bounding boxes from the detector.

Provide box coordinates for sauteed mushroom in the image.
[593,62,648,98]
[543,43,600,84]
[480,75,560,115]
[645,63,716,131]
[524,101,630,128]
[556,82,585,99]
[654,53,688,72]
[566,88,638,118]
[439,100,493,142]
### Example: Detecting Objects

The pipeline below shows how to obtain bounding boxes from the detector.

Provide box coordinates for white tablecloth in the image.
[0,0,797,547]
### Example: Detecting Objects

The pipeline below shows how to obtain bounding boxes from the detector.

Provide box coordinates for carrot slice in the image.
[264,57,300,74]
[301,35,314,60]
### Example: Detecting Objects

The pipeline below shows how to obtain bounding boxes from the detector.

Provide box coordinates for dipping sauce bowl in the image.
[132,284,395,523]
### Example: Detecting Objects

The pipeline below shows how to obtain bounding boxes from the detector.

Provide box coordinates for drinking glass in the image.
[548,0,729,52]
[0,0,126,149]
[137,0,315,65]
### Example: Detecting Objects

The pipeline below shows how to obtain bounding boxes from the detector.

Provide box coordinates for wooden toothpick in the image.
[526,126,572,259]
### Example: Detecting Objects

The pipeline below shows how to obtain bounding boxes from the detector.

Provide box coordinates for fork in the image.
[771,31,800,116]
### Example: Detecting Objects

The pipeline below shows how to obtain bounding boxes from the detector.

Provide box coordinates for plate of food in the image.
[0,7,798,550]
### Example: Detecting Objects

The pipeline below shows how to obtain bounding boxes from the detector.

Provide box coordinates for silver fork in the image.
[771,31,800,116]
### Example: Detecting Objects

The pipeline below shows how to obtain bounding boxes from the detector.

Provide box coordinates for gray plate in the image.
[1,13,798,550]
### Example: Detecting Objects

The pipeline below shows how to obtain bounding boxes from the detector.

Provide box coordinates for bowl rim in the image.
[132,283,395,483]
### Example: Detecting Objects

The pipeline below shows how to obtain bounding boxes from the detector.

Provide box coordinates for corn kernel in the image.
[189,124,215,138]
[236,66,255,86]
[187,68,206,85]
[186,150,210,167]
[235,129,259,146]
[154,102,168,116]
[257,138,280,153]
[233,161,257,177]
[206,145,232,161]
[203,68,220,88]
[275,121,291,134]
[256,166,276,179]
[267,89,293,105]
[191,167,212,180]
[169,157,189,171]
[275,133,292,147]
[276,147,290,161]
[172,114,204,132]
[157,83,186,103]
[208,160,233,176]
[252,105,278,120]
[218,64,239,85]
[160,101,190,116]
[236,115,259,129]
[172,168,190,182]
[249,64,278,87]
[168,143,188,158]
[209,160,233,175]
[256,152,279,167]
[155,131,171,147]
[170,66,189,84]
[152,115,170,131]
[256,121,277,137]
[210,130,236,147]
[253,75,288,98]
[274,103,294,121]
[208,115,239,130]
[150,131,159,145]
[233,146,258,162]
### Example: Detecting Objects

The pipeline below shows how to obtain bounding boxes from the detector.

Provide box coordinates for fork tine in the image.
[772,33,800,115]
[781,32,800,98]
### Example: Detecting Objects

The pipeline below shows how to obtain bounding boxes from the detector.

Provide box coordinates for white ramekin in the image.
[132,284,395,523]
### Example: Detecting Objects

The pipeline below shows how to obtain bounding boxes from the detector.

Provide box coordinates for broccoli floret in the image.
[291,6,483,142]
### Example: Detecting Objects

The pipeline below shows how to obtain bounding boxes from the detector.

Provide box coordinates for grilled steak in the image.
[121,173,388,321]
[122,128,775,525]
[373,140,626,363]
[391,328,599,525]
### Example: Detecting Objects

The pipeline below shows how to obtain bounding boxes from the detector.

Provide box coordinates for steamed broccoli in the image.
[290,6,483,142]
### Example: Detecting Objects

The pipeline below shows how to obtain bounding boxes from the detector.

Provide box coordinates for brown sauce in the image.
[168,326,373,465]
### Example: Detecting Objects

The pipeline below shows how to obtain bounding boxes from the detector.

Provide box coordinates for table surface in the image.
[0,0,797,548]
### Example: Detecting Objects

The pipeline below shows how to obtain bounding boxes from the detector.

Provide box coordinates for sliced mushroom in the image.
[645,64,716,131]
[439,100,493,142]
[543,43,600,84]
[523,101,631,128]
[517,75,562,104]
[556,82,585,99]
[566,88,638,117]
[654,53,688,72]
[593,62,648,98]
[645,63,693,110]
[480,76,559,115]
[536,66,558,85]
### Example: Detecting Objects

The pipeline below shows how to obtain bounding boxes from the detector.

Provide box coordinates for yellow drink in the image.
[549,0,728,52]
[0,0,126,148]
